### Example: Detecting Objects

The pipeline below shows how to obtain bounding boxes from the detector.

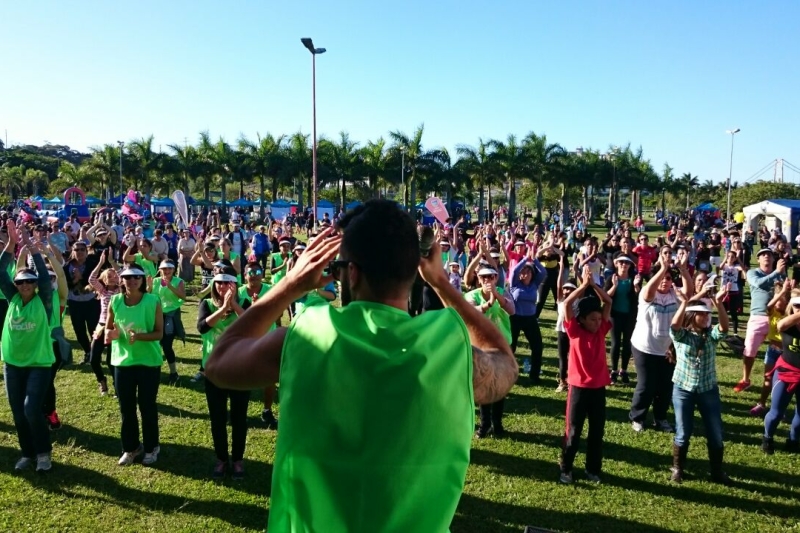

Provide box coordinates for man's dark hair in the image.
[337,200,419,297]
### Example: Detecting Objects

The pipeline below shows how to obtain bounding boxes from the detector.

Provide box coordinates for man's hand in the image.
[419,240,448,288]
[284,227,341,294]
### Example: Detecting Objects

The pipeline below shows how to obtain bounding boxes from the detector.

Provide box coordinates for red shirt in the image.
[564,318,612,388]
[633,245,658,275]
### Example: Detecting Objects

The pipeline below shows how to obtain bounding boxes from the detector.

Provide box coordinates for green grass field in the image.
[1,226,799,532]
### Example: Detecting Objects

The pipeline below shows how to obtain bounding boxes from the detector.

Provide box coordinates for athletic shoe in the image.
[474,427,491,439]
[610,371,619,384]
[559,471,573,484]
[733,380,751,393]
[142,446,160,466]
[190,371,204,383]
[168,373,179,386]
[99,379,109,396]
[118,445,143,466]
[620,371,630,384]
[584,471,601,483]
[555,381,568,393]
[653,419,674,433]
[212,459,226,480]
[749,403,767,417]
[761,436,775,455]
[261,409,278,430]
[631,421,645,433]
[36,453,52,473]
[14,457,33,471]
[46,411,62,431]
[231,460,245,481]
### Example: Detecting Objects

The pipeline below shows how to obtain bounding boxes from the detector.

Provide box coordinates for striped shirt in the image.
[670,325,724,393]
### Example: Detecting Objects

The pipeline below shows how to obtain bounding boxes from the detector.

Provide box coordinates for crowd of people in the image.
[1,200,799,530]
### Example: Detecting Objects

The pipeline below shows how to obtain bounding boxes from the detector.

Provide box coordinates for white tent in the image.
[742,199,800,243]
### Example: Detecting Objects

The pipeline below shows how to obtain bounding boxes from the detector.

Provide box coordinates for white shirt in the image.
[630,291,679,356]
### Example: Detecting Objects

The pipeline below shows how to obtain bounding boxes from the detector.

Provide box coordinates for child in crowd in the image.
[559,266,613,484]
[448,261,463,292]
[752,280,792,417]
[554,248,574,393]
[668,286,731,485]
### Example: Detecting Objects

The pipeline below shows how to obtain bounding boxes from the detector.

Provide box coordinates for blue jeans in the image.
[672,385,724,449]
[764,378,800,441]
[4,364,52,457]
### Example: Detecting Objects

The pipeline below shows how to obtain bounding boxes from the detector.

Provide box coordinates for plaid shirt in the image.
[670,325,724,393]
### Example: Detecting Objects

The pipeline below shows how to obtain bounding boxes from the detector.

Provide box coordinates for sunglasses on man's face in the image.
[246,269,263,276]
[329,259,354,281]
[14,279,36,286]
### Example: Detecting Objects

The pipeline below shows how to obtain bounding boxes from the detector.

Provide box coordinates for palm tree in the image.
[167,143,201,194]
[389,124,427,210]
[281,132,311,207]
[127,136,162,197]
[456,139,496,222]
[523,132,565,221]
[489,134,528,221]
[84,144,122,199]
[239,133,286,220]
[0,164,25,199]
[54,160,98,194]
[328,132,360,208]
[680,172,700,210]
[661,163,674,214]
[24,168,50,197]
[361,138,387,199]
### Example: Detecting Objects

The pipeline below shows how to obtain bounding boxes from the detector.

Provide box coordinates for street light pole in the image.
[117,140,124,201]
[400,147,405,211]
[301,38,326,227]
[726,128,741,223]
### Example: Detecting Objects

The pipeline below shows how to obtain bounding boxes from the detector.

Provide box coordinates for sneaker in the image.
[620,371,630,384]
[142,446,160,466]
[190,371,204,383]
[14,457,33,471]
[749,403,767,417]
[559,470,573,484]
[555,381,568,393]
[36,453,52,473]
[212,459,226,480]
[610,371,619,384]
[584,470,601,483]
[474,427,491,439]
[99,379,109,396]
[118,444,143,466]
[46,410,62,431]
[231,460,245,481]
[261,409,278,430]
[168,373,179,386]
[653,419,674,433]
[761,436,775,455]
[631,421,645,433]
[733,380,751,393]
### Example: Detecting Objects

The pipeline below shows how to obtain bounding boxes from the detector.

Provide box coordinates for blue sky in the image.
[2,1,798,185]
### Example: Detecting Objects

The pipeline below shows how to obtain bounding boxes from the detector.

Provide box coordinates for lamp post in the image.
[301,37,326,227]
[726,128,741,223]
[116,140,124,201]
[400,147,405,210]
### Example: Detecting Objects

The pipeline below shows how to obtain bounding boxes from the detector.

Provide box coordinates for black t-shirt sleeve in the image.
[197,299,214,334]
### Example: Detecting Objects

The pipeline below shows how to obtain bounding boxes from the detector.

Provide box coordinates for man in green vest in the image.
[206,200,517,533]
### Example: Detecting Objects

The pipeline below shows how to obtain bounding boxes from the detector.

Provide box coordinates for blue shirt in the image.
[747,268,785,316]
[508,258,546,317]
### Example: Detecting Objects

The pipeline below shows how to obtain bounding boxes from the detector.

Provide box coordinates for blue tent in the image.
[693,202,718,213]
[46,196,64,205]
[86,196,104,205]
[229,198,254,207]
[345,201,362,211]
[150,197,175,207]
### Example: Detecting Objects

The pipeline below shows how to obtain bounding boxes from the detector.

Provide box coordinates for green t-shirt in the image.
[464,287,512,344]
[153,276,184,314]
[109,292,162,367]
[134,252,157,279]
[270,252,288,284]
[200,299,238,367]
[1,293,54,367]
[270,302,473,533]
[237,283,270,305]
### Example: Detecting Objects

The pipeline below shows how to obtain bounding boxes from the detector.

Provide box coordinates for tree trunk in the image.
[607,186,613,221]
[507,176,516,223]
[487,186,493,222]
[477,179,485,223]
[685,190,690,211]
[340,178,347,212]
[560,184,569,225]
[638,191,644,220]
[259,174,266,221]
[409,173,417,214]
[582,186,589,218]
[220,178,227,221]
[535,177,543,222]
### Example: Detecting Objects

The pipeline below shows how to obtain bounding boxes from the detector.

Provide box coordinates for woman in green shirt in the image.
[0,220,55,472]
[122,238,158,292]
[465,267,516,438]
[105,266,164,466]
[198,271,248,479]
[154,260,186,385]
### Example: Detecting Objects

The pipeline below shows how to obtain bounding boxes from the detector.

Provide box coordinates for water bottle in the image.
[523,357,531,374]
[419,225,434,258]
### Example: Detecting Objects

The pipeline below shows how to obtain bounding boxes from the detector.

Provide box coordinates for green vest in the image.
[269,302,473,533]
[109,293,161,367]
[237,282,270,305]
[154,276,184,313]
[200,299,238,367]
[270,253,287,284]
[2,293,54,367]
[134,252,157,279]
[465,287,512,344]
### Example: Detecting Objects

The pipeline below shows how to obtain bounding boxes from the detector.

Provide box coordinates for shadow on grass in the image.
[453,493,675,533]
[470,448,555,482]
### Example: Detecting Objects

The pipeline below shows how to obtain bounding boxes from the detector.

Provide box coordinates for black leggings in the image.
[90,332,113,383]
[536,268,560,317]
[510,314,543,378]
[205,379,250,462]
[160,334,176,365]
[557,331,569,381]
[724,291,743,333]
[68,299,101,354]
[610,310,634,372]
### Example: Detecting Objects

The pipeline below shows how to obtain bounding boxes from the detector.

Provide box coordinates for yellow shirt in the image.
[767,308,783,344]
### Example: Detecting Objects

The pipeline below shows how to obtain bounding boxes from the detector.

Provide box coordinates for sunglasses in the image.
[74,248,87,252]
[479,275,496,280]
[329,259,354,281]
[246,269,263,276]
[122,275,144,280]
[14,279,36,286]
